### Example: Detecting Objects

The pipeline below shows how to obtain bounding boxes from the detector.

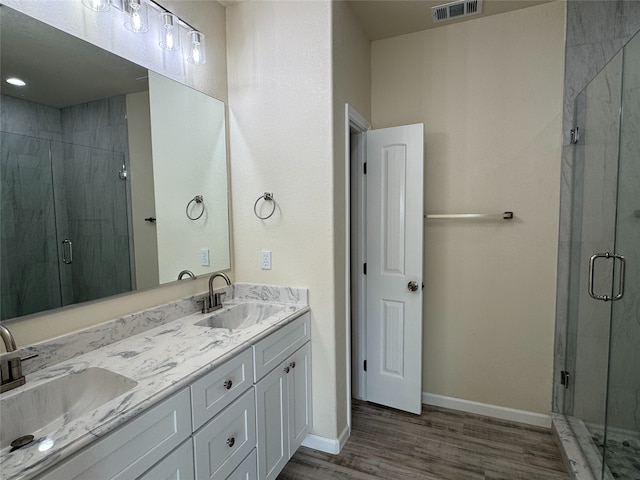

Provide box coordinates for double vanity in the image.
[0,283,311,480]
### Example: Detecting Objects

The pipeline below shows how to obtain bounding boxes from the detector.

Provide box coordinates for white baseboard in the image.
[422,392,552,428]
[301,424,350,454]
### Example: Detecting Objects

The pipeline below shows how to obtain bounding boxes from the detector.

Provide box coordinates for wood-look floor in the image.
[278,400,570,480]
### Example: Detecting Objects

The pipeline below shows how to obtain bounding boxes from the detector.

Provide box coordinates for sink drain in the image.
[10,435,35,451]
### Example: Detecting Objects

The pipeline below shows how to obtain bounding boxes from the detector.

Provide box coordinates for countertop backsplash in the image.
[0,283,307,376]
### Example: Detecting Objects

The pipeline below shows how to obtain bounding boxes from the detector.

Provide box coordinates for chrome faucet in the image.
[201,271,231,313]
[177,270,197,280]
[0,325,37,393]
[0,325,17,352]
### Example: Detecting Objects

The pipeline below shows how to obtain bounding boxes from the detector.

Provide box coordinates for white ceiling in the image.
[345,0,555,41]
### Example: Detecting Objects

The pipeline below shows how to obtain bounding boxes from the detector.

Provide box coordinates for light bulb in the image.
[159,12,180,51]
[132,12,142,31]
[187,31,206,65]
[124,0,148,33]
[81,0,110,12]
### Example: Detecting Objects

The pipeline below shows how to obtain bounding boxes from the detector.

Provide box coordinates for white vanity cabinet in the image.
[33,313,310,480]
[254,315,311,480]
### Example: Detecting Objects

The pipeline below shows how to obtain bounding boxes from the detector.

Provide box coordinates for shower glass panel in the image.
[604,30,640,479]
[0,132,132,319]
[1,132,63,319]
[52,142,131,304]
[564,30,639,480]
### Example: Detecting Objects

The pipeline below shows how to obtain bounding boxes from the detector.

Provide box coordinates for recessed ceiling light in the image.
[6,77,27,87]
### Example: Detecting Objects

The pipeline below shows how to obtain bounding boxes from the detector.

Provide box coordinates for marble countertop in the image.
[0,286,309,480]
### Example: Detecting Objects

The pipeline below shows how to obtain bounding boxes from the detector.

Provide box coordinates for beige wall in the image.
[225,1,339,439]
[332,1,372,433]
[371,1,565,414]
[2,1,228,348]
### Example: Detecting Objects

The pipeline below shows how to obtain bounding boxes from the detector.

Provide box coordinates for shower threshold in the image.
[553,413,620,480]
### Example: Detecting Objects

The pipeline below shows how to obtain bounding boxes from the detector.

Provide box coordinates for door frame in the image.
[345,104,370,430]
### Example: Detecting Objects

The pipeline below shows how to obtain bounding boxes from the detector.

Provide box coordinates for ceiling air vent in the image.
[431,0,483,24]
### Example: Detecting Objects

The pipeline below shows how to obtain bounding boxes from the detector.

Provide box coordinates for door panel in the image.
[365,123,424,415]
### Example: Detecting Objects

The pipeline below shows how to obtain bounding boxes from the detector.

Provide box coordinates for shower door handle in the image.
[61,239,73,265]
[588,252,625,302]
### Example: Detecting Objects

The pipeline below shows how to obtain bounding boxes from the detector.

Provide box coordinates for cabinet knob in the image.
[284,366,290,374]
[289,361,296,369]
[223,380,233,390]
[226,437,235,448]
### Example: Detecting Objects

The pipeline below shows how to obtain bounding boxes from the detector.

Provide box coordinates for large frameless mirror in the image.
[0,5,230,322]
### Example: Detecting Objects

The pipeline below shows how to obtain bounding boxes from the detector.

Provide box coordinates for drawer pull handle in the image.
[289,361,296,369]
[284,366,290,374]
[224,380,233,390]
[227,437,235,448]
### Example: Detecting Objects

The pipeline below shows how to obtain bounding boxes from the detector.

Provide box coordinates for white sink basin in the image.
[195,302,284,329]
[0,367,137,450]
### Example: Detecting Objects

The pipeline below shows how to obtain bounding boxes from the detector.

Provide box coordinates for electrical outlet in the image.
[261,250,272,270]
[200,248,210,267]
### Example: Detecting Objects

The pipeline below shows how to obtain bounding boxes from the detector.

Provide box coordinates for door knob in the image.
[408,281,418,292]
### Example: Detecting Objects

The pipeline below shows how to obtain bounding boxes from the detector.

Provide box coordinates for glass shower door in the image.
[51,141,132,305]
[563,37,624,477]
[602,30,640,480]
[0,132,63,319]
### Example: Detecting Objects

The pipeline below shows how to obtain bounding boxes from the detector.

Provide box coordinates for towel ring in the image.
[186,195,205,220]
[254,192,276,220]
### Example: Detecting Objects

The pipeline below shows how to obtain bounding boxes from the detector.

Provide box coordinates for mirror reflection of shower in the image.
[1,125,132,319]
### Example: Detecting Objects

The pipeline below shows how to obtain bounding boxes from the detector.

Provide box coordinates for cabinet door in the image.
[139,440,194,480]
[255,364,288,480]
[287,342,311,457]
[227,449,257,480]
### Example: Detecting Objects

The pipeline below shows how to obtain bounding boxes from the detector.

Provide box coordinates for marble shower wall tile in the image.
[0,94,63,141]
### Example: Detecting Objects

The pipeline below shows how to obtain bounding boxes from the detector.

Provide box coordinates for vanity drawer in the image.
[253,313,310,381]
[138,439,194,480]
[193,388,256,480]
[227,449,257,480]
[37,388,191,480]
[191,348,254,431]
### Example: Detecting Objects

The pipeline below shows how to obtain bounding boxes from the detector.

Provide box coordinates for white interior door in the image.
[365,123,424,415]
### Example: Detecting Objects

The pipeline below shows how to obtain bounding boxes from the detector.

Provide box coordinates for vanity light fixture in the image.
[123,0,148,33]
[159,11,180,51]
[81,0,110,12]
[187,30,206,65]
[80,0,206,65]
[6,77,27,87]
